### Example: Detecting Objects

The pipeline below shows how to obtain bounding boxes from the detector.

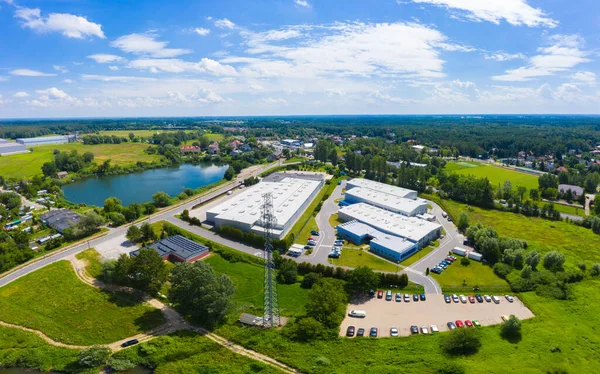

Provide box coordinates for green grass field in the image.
[400,242,437,266]
[98,129,194,138]
[431,260,511,292]
[75,248,103,278]
[205,254,309,317]
[0,142,161,179]
[294,216,319,245]
[328,248,400,272]
[0,261,166,345]
[552,203,586,217]
[446,161,539,190]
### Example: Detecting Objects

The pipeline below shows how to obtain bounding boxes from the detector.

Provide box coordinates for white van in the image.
[492,296,500,304]
[348,310,367,318]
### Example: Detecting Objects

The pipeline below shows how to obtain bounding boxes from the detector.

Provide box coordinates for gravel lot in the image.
[95,233,138,260]
[340,293,534,337]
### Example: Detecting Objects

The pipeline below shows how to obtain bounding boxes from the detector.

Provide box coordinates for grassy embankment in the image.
[446,161,539,190]
[0,260,165,345]
[0,142,161,180]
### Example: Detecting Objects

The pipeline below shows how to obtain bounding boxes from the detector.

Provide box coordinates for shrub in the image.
[460,257,471,266]
[301,272,322,289]
[543,251,566,272]
[493,262,513,279]
[500,315,522,339]
[79,346,110,367]
[437,363,466,374]
[591,263,600,276]
[277,260,298,284]
[442,328,481,355]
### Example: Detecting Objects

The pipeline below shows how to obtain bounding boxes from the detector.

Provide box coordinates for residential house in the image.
[180,145,201,153]
[56,171,68,179]
[558,184,584,198]
[208,143,220,155]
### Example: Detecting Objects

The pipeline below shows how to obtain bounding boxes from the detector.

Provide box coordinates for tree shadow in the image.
[501,331,523,344]
[133,309,168,332]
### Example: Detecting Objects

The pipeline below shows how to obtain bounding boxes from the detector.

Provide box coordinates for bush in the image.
[109,212,127,227]
[437,363,466,374]
[442,328,481,355]
[277,260,298,284]
[79,346,110,367]
[500,315,522,339]
[543,251,566,272]
[108,357,136,371]
[493,262,513,279]
[284,316,324,342]
[591,263,600,276]
[460,257,471,266]
[301,272,322,289]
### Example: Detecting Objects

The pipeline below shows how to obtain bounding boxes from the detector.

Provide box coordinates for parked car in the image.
[377,290,384,299]
[430,324,439,333]
[311,230,320,235]
[431,267,442,274]
[121,339,139,348]
[484,295,492,303]
[390,327,399,337]
[468,295,476,303]
[452,294,460,303]
[460,295,467,303]
[308,237,316,242]
[307,240,317,246]
[472,320,481,327]
[492,296,500,304]
[404,294,411,302]
[505,295,514,302]
[410,325,419,334]
[413,294,419,302]
[447,322,456,330]
[346,326,356,337]
[442,212,448,218]
[370,327,378,337]
[227,190,233,195]
[357,328,365,337]
[420,294,426,301]
[475,294,484,303]
[348,310,367,318]
[455,320,464,328]
[444,294,451,303]
[501,315,509,321]
[465,320,473,327]
[334,240,344,246]
[395,293,402,302]
[369,289,375,297]
[447,217,453,222]
[420,326,429,334]
[385,290,393,301]
[328,251,340,258]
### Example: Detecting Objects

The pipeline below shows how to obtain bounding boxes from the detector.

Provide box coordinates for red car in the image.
[445,257,455,263]
[455,320,464,328]
[377,290,384,299]
[308,237,316,241]
[468,296,476,303]
[465,320,473,327]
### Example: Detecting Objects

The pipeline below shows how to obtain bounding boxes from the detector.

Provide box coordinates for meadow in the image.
[0,261,166,345]
[327,248,399,272]
[446,161,539,190]
[0,142,161,179]
[431,260,512,293]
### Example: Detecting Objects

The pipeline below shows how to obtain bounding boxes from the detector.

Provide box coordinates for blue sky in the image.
[0,0,598,118]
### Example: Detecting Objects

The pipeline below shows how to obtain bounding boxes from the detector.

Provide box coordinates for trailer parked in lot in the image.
[452,247,467,256]
[468,252,483,262]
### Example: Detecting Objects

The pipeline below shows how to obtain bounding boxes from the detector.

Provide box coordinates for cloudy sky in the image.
[0,0,599,118]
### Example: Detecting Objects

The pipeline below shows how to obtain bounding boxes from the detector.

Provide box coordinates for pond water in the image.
[62,163,228,207]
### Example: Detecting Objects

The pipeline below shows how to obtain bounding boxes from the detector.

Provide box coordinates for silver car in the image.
[390,327,399,337]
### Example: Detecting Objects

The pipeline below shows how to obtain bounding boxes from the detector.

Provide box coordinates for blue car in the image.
[420,294,426,301]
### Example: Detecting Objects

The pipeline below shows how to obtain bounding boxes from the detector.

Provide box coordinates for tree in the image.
[104,197,123,213]
[529,189,540,201]
[181,209,190,221]
[128,132,135,141]
[345,266,379,295]
[79,346,110,367]
[525,250,540,269]
[591,263,600,276]
[140,222,157,243]
[301,272,322,289]
[306,278,347,329]
[126,225,142,242]
[442,328,481,355]
[152,191,171,207]
[83,151,95,163]
[41,162,57,177]
[461,257,471,266]
[543,251,566,272]
[224,165,235,180]
[500,315,522,339]
[285,316,324,341]
[457,212,470,232]
[127,248,169,295]
[109,212,126,227]
[169,261,235,326]
[520,265,532,279]
[277,260,298,284]
[77,211,105,233]
[595,195,600,215]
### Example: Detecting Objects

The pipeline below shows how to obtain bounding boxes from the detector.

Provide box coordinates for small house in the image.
[56,171,68,179]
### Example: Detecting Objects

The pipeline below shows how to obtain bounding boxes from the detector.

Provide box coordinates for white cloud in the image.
[325,88,346,96]
[492,35,590,82]
[111,33,191,58]
[108,66,119,71]
[127,58,237,75]
[410,0,558,28]
[215,18,235,29]
[13,91,29,98]
[63,79,74,83]
[369,90,411,103]
[263,97,287,104]
[294,0,311,8]
[197,87,226,103]
[53,65,68,73]
[10,69,56,77]
[15,7,105,39]
[87,54,125,64]
[428,79,480,103]
[484,52,526,61]
[81,74,158,82]
[192,27,210,36]
[571,71,596,84]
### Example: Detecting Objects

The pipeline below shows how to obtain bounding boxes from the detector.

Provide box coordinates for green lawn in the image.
[0,261,166,345]
[446,161,539,190]
[328,248,399,272]
[431,260,511,293]
[552,203,586,217]
[400,242,437,267]
[294,216,319,245]
[0,142,161,179]
[75,248,103,278]
[205,254,309,317]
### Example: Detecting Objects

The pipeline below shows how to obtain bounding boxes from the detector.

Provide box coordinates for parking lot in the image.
[339,293,534,337]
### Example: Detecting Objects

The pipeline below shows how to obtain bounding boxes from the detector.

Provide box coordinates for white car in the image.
[484,295,492,303]
[390,327,399,337]
[452,294,459,303]
[430,325,439,333]
[460,295,467,303]
[492,296,500,304]
[505,295,514,303]
[227,191,233,195]
[420,326,429,334]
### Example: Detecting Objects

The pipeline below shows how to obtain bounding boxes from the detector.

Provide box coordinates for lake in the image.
[62,163,228,207]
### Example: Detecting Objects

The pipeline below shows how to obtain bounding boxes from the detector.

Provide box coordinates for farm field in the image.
[0,142,161,179]
[0,261,165,345]
[446,161,539,190]
[98,129,194,138]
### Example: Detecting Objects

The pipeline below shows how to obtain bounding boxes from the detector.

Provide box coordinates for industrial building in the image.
[345,178,418,200]
[338,203,442,250]
[16,135,76,147]
[344,187,428,216]
[0,139,27,155]
[337,220,417,262]
[206,175,323,239]
[132,235,210,263]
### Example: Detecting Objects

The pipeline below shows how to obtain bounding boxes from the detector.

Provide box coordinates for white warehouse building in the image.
[338,203,442,249]
[344,187,428,217]
[206,177,323,239]
[346,178,418,200]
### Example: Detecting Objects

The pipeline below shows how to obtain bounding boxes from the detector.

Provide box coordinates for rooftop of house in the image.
[137,235,209,261]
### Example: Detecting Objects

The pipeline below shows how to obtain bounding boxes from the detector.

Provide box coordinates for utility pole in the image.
[261,192,280,328]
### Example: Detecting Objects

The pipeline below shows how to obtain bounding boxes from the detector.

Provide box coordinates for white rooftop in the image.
[338,220,415,254]
[346,178,417,200]
[207,177,321,229]
[346,187,427,216]
[339,203,441,243]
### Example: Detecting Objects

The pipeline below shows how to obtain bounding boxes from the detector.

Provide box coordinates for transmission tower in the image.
[261,192,280,328]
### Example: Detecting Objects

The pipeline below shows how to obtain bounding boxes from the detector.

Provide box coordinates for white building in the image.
[344,187,428,217]
[206,177,323,239]
[338,203,442,249]
[345,178,418,200]
[16,135,76,147]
